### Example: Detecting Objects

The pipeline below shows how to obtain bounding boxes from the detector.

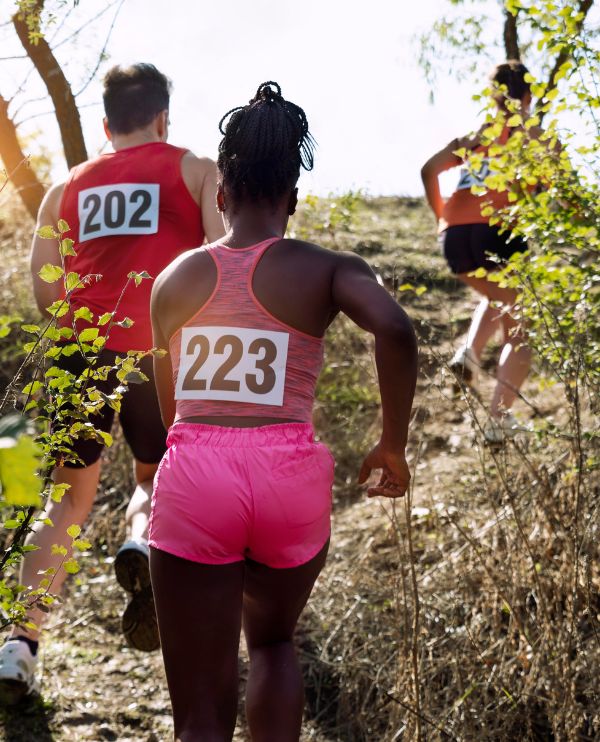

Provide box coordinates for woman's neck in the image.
[221,205,288,248]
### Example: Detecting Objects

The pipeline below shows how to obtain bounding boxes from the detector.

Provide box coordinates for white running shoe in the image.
[483,412,527,443]
[0,640,39,704]
[449,345,479,387]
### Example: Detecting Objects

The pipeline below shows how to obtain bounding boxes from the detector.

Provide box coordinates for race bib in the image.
[456,158,491,191]
[175,326,289,406]
[78,183,160,242]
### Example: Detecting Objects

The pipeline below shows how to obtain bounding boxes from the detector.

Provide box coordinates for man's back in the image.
[59,141,205,352]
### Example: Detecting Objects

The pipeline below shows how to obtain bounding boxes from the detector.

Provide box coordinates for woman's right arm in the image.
[331,253,418,498]
[150,272,177,430]
[420,140,461,221]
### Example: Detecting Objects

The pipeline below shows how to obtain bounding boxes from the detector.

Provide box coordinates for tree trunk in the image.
[13,2,87,169]
[503,9,520,60]
[0,95,46,219]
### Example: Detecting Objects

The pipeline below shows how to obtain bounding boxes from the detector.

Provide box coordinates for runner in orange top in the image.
[0,63,224,701]
[149,82,418,741]
[421,61,538,442]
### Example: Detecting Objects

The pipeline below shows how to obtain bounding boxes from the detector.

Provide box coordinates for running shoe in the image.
[114,539,160,652]
[483,412,528,443]
[0,639,39,704]
[449,345,479,387]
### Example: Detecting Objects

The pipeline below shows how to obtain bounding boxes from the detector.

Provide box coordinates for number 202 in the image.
[82,189,152,235]
[183,334,278,395]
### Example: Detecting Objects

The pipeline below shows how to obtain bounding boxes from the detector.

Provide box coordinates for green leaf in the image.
[21,324,40,334]
[46,301,69,319]
[38,264,64,283]
[0,436,42,506]
[72,538,91,552]
[65,272,80,291]
[63,558,80,574]
[128,270,152,287]
[124,370,147,385]
[78,328,99,343]
[49,483,70,503]
[51,544,68,556]
[97,312,113,326]
[37,225,58,239]
[116,317,134,329]
[59,238,76,257]
[57,219,69,234]
[3,519,20,529]
[469,267,487,279]
[73,307,94,322]
[22,380,43,396]
[66,524,81,538]
[96,430,113,447]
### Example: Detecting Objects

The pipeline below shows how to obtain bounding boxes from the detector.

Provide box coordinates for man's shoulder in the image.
[180,150,216,175]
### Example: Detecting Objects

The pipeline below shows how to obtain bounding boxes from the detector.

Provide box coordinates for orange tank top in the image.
[170,238,325,423]
[442,127,511,227]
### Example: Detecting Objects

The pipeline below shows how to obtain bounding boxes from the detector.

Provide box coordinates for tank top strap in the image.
[207,237,282,297]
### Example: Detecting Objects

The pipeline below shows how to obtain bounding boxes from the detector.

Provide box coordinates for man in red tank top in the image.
[0,63,224,697]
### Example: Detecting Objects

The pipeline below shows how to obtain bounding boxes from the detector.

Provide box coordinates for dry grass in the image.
[0,194,597,741]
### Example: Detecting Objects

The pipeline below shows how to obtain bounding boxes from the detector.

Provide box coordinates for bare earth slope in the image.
[0,196,594,741]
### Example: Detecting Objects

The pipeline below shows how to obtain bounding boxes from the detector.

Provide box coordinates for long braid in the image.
[218,82,315,204]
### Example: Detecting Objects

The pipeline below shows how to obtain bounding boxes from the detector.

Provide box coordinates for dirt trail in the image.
[0,198,558,741]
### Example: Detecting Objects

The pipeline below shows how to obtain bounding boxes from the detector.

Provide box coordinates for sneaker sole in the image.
[122,588,160,653]
[114,547,151,594]
[0,677,33,706]
[449,361,474,388]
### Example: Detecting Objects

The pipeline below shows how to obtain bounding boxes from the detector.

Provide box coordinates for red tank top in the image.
[442,127,511,227]
[170,238,325,423]
[59,142,204,352]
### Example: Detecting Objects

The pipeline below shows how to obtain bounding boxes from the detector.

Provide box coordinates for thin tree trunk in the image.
[13,1,87,168]
[503,9,520,60]
[0,94,46,219]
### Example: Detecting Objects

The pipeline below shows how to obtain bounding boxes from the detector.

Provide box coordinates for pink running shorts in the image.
[149,422,335,568]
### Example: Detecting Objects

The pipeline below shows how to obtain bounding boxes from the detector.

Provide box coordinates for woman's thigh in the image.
[242,540,329,648]
[150,547,245,706]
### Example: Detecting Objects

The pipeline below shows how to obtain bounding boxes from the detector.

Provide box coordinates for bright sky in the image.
[0,0,511,196]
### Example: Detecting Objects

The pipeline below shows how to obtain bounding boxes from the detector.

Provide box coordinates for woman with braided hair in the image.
[421,61,540,442]
[149,81,417,740]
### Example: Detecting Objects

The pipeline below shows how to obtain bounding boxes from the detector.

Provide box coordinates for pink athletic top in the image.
[170,238,325,422]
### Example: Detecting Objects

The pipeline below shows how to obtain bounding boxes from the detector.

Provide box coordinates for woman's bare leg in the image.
[458,274,530,416]
[150,548,245,742]
[243,541,329,742]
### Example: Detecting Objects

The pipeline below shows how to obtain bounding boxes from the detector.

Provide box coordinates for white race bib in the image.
[78,183,160,242]
[175,326,289,406]
[456,158,491,191]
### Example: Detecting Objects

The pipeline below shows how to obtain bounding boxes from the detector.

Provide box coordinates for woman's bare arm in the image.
[331,252,418,497]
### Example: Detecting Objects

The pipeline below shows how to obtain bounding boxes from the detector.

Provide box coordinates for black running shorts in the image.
[441,223,527,275]
[53,349,167,468]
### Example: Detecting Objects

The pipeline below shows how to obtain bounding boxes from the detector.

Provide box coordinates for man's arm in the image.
[331,253,418,497]
[180,153,225,243]
[30,182,65,316]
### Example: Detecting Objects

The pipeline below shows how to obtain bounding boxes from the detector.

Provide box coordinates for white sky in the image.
[6,0,591,197]
[94,0,490,196]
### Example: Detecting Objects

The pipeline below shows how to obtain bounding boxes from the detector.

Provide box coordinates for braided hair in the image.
[491,61,531,108]
[217,82,315,205]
